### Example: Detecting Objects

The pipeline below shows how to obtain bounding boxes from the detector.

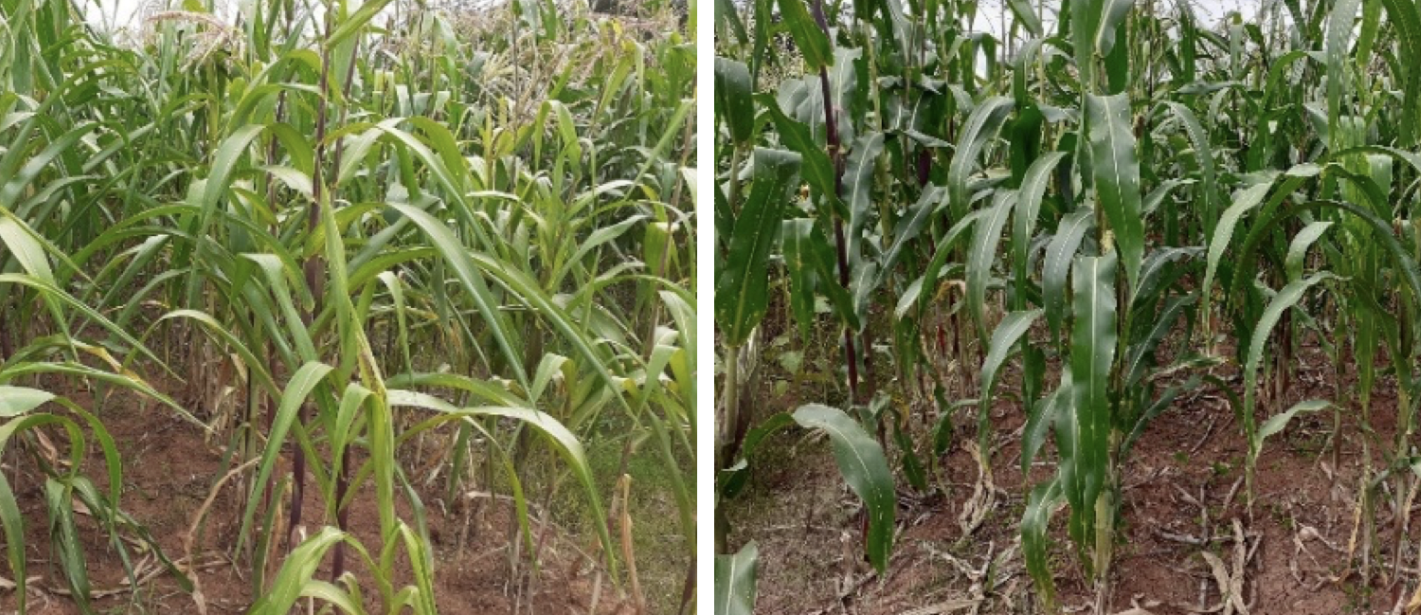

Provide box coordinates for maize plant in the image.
[0,0,695,612]
[715,0,1421,609]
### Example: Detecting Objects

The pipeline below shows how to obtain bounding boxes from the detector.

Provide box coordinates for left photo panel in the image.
[0,0,698,613]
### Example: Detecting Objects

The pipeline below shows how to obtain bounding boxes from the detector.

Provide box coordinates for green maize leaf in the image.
[792,404,895,573]
[386,202,529,390]
[1094,0,1134,58]
[717,412,795,498]
[386,389,615,576]
[947,96,1014,222]
[46,477,91,614]
[967,192,1018,342]
[1201,179,1273,330]
[1326,0,1362,144]
[782,219,823,345]
[1159,102,1219,238]
[1043,207,1095,343]
[874,185,944,294]
[1023,373,1069,474]
[1022,479,1062,609]
[0,385,53,417]
[716,0,749,44]
[843,132,884,267]
[1120,378,1200,460]
[1258,399,1336,447]
[1008,0,1043,36]
[1377,0,1421,145]
[980,309,1043,452]
[1286,221,1334,282]
[761,100,837,205]
[776,0,833,70]
[326,0,397,48]
[1084,94,1143,290]
[715,58,756,145]
[716,148,802,347]
[898,209,984,317]
[714,541,759,615]
[249,527,348,615]
[1067,252,1117,559]
[238,362,334,553]
[0,211,57,284]
[1242,273,1335,502]
[1013,152,1067,284]
[0,470,22,612]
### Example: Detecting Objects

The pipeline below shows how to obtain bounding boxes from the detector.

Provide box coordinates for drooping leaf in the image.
[979,309,1044,451]
[792,404,895,573]
[1043,207,1095,342]
[947,96,1014,221]
[1242,273,1335,502]
[1258,399,1336,445]
[1285,221,1334,282]
[966,192,1018,341]
[1201,180,1273,332]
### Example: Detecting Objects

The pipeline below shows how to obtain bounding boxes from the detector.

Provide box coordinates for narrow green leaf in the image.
[1008,0,1043,36]
[1022,479,1062,610]
[980,310,1043,451]
[249,527,347,615]
[1259,399,1335,444]
[326,0,397,48]
[781,219,821,345]
[967,192,1018,341]
[1160,102,1219,238]
[762,100,836,204]
[1242,273,1334,501]
[1013,152,1068,284]
[1201,180,1273,329]
[1043,208,1095,342]
[1023,377,1068,474]
[1285,221,1333,282]
[387,203,529,390]
[238,362,333,553]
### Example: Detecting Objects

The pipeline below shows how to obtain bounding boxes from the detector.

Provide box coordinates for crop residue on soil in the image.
[725,338,1408,614]
[0,386,627,614]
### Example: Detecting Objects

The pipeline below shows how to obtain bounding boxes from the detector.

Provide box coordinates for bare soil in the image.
[0,384,630,614]
[725,328,1414,614]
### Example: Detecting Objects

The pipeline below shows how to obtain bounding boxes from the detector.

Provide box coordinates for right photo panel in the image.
[712,0,1420,612]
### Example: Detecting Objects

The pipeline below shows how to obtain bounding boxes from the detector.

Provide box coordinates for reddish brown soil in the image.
[725,331,1412,614]
[0,386,629,614]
